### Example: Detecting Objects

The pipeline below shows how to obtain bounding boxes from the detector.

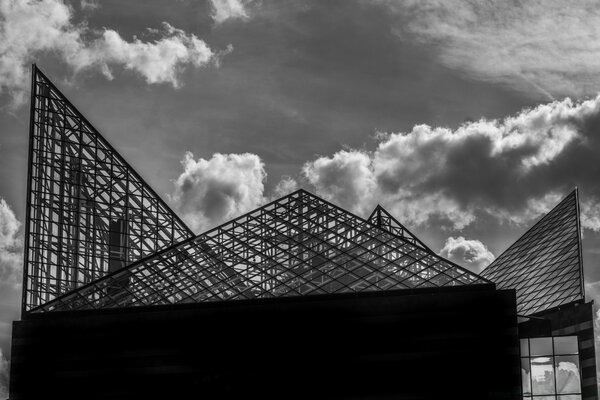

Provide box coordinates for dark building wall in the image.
[10,285,519,400]
[519,300,599,400]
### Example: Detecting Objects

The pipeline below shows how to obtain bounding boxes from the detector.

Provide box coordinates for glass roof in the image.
[368,205,431,251]
[481,190,584,316]
[34,190,490,312]
[22,66,193,312]
[24,66,586,317]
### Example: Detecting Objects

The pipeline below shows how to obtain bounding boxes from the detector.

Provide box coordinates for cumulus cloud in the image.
[0,198,22,287]
[0,347,8,400]
[303,150,376,215]
[272,176,298,199]
[0,0,222,106]
[72,23,215,87]
[378,0,600,99]
[440,236,494,272]
[168,152,267,232]
[210,0,251,24]
[581,199,600,232]
[303,95,600,230]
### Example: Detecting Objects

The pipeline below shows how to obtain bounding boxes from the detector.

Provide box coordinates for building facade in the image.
[8,66,598,399]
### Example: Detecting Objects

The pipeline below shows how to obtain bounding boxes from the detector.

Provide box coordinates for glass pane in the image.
[533,397,556,400]
[530,337,553,356]
[555,355,581,394]
[554,337,578,355]
[558,396,582,400]
[521,338,530,356]
[522,358,532,395]
[531,356,555,395]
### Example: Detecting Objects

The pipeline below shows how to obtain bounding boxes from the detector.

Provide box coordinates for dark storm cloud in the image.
[303,96,600,230]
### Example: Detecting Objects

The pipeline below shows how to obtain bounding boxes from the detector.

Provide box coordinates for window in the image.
[521,336,582,400]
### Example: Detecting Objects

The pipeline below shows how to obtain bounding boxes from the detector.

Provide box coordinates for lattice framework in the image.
[368,205,431,251]
[22,66,192,313]
[35,190,490,312]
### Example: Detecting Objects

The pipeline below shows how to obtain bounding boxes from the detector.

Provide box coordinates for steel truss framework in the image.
[34,189,491,312]
[481,189,585,316]
[22,66,193,313]
[25,65,586,317]
[368,205,431,251]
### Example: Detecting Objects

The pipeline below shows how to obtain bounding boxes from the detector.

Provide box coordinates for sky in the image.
[2,0,600,396]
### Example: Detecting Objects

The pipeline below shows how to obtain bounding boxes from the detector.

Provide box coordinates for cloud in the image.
[581,199,600,231]
[0,347,7,400]
[72,23,215,87]
[0,0,221,106]
[0,198,22,288]
[439,236,495,272]
[303,95,600,230]
[210,0,251,24]
[168,152,267,232]
[272,176,298,199]
[303,150,376,215]
[377,0,600,99]
[79,0,98,11]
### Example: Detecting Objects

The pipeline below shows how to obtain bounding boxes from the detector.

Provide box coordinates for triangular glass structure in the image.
[34,190,491,312]
[22,66,193,312]
[480,189,584,316]
[368,205,431,251]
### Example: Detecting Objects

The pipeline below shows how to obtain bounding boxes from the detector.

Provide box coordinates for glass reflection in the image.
[521,336,582,400]
[555,355,581,394]
[522,358,531,395]
[531,356,555,395]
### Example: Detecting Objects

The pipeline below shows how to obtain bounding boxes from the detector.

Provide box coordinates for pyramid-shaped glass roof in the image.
[22,66,193,313]
[34,190,491,312]
[368,205,431,251]
[480,190,585,316]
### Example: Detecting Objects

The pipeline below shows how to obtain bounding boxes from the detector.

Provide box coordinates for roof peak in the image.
[35,185,490,312]
[481,189,584,315]
[22,65,193,313]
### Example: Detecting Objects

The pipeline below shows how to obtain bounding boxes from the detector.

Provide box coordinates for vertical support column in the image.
[21,64,38,316]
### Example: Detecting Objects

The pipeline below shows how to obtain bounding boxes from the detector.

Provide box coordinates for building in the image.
[8,66,598,399]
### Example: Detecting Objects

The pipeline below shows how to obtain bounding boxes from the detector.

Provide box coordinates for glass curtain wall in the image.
[521,336,582,400]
